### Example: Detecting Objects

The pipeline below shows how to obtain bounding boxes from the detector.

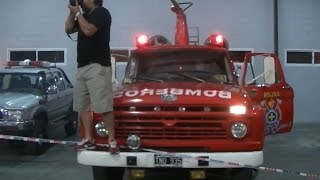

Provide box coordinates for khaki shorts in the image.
[73,63,113,113]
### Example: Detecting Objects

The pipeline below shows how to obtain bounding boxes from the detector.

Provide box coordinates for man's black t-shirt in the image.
[76,7,112,68]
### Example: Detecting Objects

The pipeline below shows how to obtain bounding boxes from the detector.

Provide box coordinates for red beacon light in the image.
[215,35,224,44]
[6,59,52,67]
[135,34,149,48]
[29,61,51,67]
[205,34,229,50]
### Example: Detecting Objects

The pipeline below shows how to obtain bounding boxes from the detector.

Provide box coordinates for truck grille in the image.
[114,106,229,140]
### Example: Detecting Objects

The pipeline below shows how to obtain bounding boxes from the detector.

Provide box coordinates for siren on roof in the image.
[135,34,171,48]
[204,34,229,50]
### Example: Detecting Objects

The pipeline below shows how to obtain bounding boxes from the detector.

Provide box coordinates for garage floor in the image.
[0,122,319,180]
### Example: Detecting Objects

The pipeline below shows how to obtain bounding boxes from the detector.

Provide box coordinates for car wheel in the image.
[230,168,256,180]
[64,111,78,136]
[25,113,48,155]
[92,166,125,180]
[206,168,258,180]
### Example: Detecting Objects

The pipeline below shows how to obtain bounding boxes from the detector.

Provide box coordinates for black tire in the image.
[8,140,25,148]
[25,113,48,155]
[206,168,258,180]
[64,110,78,136]
[231,168,256,180]
[92,166,125,180]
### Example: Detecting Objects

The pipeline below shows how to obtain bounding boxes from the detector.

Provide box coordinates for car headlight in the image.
[231,122,247,139]
[230,105,246,115]
[95,121,108,137]
[7,110,22,120]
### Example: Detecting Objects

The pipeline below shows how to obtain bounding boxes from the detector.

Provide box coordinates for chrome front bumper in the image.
[0,119,34,134]
[78,150,263,168]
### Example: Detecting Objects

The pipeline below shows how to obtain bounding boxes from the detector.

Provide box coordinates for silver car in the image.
[0,65,78,155]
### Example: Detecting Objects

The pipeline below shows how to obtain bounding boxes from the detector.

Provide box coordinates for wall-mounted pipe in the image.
[274,0,279,55]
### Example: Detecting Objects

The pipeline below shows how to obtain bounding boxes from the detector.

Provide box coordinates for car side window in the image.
[53,71,66,91]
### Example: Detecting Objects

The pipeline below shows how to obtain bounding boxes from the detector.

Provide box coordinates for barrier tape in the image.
[1,134,319,179]
[140,148,320,179]
[0,134,109,147]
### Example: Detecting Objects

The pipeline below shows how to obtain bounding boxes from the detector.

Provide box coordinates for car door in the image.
[240,53,294,135]
[53,70,71,116]
[45,72,60,121]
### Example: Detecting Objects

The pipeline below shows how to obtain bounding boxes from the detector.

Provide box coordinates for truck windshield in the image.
[124,49,233,84]
[0,73,43,95]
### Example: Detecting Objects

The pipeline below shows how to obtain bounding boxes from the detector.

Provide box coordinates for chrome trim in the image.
[160,94,177,102]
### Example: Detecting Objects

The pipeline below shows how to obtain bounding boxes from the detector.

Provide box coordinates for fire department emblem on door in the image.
[261,98,282,134]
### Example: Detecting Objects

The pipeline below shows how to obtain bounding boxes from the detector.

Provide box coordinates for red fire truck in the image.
[77,1,294,179]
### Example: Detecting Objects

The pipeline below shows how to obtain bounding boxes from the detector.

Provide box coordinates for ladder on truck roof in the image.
[188,26,200,45]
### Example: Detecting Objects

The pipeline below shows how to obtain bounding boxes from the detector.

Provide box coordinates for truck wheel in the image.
[25,114,48,155]
[92,166,125,180]
[231,168,256,180]
[64,111,78,136]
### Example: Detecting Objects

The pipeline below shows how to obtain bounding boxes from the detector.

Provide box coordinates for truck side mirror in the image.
[264,57,276,84]
[233,65,241,79]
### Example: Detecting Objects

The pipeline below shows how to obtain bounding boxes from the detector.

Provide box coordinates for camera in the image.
[69,0,83,6]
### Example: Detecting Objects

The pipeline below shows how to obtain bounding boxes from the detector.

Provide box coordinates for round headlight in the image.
[154,106,161,111]
[127,135,141,150]
[95,121,108,137]
[231,122,247,139]
[204,107,211,112]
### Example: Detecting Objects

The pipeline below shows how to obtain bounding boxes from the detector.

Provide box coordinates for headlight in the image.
[127,134,141,150]
[95,121,108,137]
[7,110,22,120]
[178,107,186,112]
[230,105,246,115]
[231,122,247,139]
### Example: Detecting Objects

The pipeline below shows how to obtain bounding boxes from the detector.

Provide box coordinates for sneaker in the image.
[109,140,120,154]
[76,139,96,151]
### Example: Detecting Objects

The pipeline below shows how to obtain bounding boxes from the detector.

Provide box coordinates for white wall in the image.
[2,0,319,122]
[0,0,274,83]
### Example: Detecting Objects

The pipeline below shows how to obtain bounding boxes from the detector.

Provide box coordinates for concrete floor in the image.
[0,122,319,180]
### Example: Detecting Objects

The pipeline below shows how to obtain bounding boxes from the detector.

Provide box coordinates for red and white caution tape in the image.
[141,148,320,179]
[0,134,79,145]
[1,134,319,179]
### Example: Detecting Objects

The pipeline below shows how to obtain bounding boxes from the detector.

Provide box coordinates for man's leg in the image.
[102,111,115,142]
[102,111,119,154]
[86,64,118,153]
[81,111,93,142]
[73,65,94,150]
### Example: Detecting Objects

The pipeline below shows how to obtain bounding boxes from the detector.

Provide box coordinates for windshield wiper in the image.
[135,75,164,83]
[222,81,234,84]
[179,72,206,82]
[150,72,206,82]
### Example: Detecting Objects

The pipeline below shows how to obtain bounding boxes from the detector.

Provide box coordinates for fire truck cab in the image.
[77,1,294,179]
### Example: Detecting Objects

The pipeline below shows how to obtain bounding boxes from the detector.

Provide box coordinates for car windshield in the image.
[124,49,233,84]
[0,73,43,95]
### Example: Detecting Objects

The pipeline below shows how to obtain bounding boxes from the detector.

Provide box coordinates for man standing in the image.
[65,0,119,154]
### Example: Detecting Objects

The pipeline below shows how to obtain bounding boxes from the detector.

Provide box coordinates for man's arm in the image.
[76,13,98,37]
[65,13,77,34]
[67,1,98,37]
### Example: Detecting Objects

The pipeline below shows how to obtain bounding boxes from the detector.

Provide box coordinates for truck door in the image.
[240,53,294,135]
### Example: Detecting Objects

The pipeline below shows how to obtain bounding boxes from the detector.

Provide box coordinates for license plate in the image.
[154,154,183,167]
